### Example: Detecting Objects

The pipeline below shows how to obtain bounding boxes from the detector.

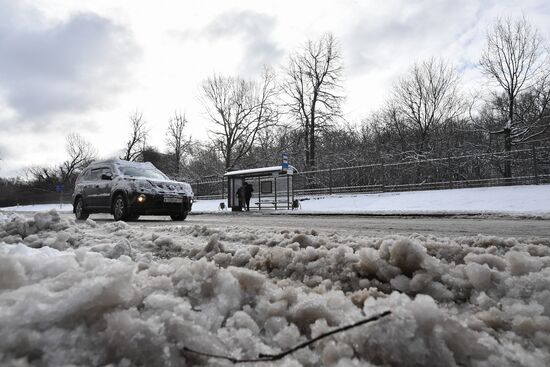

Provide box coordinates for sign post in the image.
[55,184,64,209]
[281,152,289,173]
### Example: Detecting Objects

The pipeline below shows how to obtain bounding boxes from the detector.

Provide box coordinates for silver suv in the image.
[72,159,193,221]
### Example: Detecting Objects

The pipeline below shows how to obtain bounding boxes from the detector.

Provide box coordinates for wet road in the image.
[61,212,550,239]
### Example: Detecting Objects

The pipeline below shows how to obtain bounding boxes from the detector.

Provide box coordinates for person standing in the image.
[236,185,245,211]
[244,182,254,211]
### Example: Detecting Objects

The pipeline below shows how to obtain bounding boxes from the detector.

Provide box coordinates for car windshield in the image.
[119,166,168,180]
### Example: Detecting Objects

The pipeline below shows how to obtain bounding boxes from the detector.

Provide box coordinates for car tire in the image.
[113,194,130,221]
[74,198,89,220]
[170,211,188,221]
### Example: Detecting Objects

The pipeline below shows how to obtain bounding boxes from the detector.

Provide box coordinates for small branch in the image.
[181,310,391,363]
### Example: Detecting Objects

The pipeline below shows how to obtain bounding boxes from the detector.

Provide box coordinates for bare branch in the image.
[121,111,149,161]
[166,112,191,177]
[60,133,97,183]
[182,310,391,363]
[388,58,465,152]
[282,33,344,170]
[201,68,279,171]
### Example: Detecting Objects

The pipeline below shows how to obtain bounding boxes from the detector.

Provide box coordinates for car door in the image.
[86,168,102,207]
[96,167,113,209]
[76,168,93,207]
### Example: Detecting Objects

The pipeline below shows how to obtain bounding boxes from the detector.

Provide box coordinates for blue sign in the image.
[55,184,64,193]
[282,152,289,172]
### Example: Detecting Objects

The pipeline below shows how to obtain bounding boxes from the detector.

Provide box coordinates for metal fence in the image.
[0,190,73,208]
[2,146,548,207]
[190,145,550,200]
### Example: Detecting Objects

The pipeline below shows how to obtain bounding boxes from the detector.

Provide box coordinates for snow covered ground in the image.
[1,210,549,366]
[193,184,550,215]
[2,184,550,216]
[0,203,73,213]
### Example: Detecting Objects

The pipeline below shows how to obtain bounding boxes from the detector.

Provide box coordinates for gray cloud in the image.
[177,10,282,76]
[0,0,140,129]
[343,0,487,75]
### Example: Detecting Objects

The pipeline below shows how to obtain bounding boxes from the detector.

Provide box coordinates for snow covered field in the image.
[1,210,549,366]
[193,184,550,215]
[2,184,550,216]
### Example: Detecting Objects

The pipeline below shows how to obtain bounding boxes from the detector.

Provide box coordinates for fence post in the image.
[380,163,385,192]
[329,168,333,195]
[447,156,453,189]
[274,177,277,210]
[287,175,290,209]
[532,145,539,185]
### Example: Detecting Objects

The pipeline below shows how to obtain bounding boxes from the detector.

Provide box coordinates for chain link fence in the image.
[189,145,550,200]
[4,146,547,206]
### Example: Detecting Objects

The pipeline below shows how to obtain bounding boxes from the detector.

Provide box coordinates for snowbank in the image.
[1,210,549,366]
[193,184,550,215]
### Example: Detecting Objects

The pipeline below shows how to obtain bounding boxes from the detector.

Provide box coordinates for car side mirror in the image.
[101,173,112,180]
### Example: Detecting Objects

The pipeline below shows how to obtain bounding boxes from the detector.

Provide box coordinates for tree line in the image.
[4,16,550,197]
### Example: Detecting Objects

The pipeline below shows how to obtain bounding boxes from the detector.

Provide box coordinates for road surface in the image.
[57,212,550,238]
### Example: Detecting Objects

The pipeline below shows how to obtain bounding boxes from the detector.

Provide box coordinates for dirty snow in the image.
[1,209,550,366]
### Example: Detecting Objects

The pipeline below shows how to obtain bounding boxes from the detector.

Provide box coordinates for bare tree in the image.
[480,16,550,177]
[511,74,550,143]
[121,111,148,161]
[60,133,97,183]
[388,58,465,153]
[166,112,191,177]
[201,68,278,171]
[26,165,58,184]
[282,33,344,170]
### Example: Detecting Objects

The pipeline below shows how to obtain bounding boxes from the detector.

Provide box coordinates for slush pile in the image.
[0,210,549,366]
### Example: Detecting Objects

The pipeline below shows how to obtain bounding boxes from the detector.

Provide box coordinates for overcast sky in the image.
[1,0,549,178]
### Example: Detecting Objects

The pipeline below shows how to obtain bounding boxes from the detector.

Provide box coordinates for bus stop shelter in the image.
[224,166,296,211]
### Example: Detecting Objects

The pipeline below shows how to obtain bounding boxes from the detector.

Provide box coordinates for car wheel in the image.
[113,194,129,221]
[170,211,188,221]
[75,198,89,220]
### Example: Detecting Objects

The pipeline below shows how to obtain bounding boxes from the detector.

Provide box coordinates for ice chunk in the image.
[465,262,492,290]
[385,238,426,275]
[506,251,543,275]
[0,256,27,289]
[229,266,266,293]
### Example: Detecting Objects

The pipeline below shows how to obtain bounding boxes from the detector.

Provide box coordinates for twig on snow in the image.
[181,310,392,363]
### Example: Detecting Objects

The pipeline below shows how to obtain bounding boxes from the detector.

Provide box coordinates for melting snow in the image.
[0,210,549,366]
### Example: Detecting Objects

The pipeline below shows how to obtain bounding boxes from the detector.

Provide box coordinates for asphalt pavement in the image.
[60,212,550,239]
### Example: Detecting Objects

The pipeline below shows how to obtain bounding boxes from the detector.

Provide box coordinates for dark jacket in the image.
[244,183,254,199]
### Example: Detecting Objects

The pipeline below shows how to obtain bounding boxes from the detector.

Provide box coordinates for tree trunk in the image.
[309,120,316,170]
[225,145,232,171]
[504,97,513,178]
[304,123,310,170]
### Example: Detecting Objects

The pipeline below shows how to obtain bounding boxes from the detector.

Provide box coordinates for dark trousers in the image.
[245,197,251,211]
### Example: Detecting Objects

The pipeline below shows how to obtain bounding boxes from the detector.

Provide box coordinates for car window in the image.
[102,168,112,177]
[77,169,90,183]
[90,168,102,181]
[119,166,168,180]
